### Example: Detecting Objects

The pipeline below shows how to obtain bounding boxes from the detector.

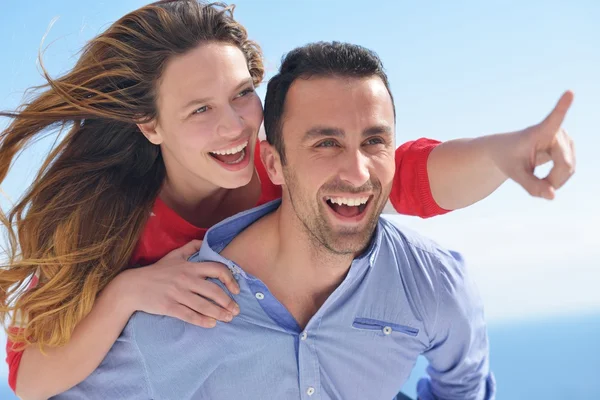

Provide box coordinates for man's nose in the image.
[338,149,370,188]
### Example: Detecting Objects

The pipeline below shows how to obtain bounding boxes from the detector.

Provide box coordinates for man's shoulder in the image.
[127,311,189,342]
[371,216,472,338]
[377,215,463,267]
[375,216,483,339]
[375,215,469,298]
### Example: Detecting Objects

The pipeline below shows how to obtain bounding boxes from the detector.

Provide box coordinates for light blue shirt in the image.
[55,200,495,400]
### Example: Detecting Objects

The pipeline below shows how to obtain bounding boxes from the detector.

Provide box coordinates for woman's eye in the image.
[317,140,338,148]
[192,106,209,115]
[237,88,254,98]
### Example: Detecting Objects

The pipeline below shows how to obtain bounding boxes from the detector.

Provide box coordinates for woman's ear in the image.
[137,119,163,145]
[260,140,285,186]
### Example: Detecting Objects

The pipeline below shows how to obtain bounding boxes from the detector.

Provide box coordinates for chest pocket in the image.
[352,317,419,337]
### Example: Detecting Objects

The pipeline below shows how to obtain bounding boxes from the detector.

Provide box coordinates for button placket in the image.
[298,322,321,399]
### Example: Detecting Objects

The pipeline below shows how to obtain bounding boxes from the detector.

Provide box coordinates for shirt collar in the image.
[189,199,280,277]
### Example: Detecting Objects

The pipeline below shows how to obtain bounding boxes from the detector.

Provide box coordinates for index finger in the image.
[190,261,240,295]
[540,90,574,131]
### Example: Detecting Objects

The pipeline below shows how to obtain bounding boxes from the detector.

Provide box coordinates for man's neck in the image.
[223,201,355,329]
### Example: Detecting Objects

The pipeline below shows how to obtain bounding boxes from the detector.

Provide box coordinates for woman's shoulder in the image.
[130,199,207,266]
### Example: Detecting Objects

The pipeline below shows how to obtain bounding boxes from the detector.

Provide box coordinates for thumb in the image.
[511,167,556,200]
[540,90,574,132]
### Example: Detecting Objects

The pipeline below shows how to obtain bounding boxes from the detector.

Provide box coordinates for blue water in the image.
[401,312,600,399]
[1,313,598,399]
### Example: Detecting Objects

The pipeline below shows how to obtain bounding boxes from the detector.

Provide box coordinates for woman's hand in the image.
[114,240,240,328]
[487,90,575,199]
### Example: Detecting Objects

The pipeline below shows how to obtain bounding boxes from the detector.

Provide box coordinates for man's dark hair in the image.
[263,41,395,164]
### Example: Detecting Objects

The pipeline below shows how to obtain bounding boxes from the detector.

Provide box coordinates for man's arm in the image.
[417,250,496,400]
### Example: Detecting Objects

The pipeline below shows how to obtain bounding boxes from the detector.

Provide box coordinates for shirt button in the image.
[306,387,315,396]
[300,331,308,340]
[383,326,393,335]
[255,292,265,300]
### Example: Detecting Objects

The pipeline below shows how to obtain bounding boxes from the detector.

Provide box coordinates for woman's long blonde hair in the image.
[0,0,264,351]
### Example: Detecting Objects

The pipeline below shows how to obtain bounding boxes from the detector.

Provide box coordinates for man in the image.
[54,41,496,399]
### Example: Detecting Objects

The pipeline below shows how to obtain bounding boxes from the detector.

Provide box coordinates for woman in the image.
[0,1,572,398]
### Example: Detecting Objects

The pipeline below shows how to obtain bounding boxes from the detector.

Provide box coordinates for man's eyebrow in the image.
[303,127,345,141]
[363,125,393,137]
[302,125,393,142]
[181,78,254,110]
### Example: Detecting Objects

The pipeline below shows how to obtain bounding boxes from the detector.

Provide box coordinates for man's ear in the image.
[260,140,285,186]
[137,119,163,145]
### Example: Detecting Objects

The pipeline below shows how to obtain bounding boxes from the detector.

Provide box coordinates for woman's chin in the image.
[215,163,255,189]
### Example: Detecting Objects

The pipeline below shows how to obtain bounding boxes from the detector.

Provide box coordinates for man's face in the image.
[277,76,396,255]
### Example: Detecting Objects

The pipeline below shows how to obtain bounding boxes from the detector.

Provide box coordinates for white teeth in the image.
[223,149,245,164]
[211,141,248,155]
[325,196,369,206]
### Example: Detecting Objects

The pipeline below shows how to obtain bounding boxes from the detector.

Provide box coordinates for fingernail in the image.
[233,285,240,295]
[232,304,240,315]
[224,312,233,322]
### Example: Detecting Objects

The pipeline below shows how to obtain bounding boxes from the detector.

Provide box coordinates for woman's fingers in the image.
[189,261,240,295]
[167,303,218,328]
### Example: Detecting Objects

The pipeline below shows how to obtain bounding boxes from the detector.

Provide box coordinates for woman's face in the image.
[141,42,263,190]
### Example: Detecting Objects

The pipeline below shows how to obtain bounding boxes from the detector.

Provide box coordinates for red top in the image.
[6,138,447,392]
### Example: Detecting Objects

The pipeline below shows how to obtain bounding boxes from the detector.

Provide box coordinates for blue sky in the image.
[1,0,599,393]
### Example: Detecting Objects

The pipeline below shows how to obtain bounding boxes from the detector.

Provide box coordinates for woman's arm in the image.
[14,240,239,400]
[391,91,574,215]
[426,136,509,211]
[389,138,449,218]
[16,276,135,400]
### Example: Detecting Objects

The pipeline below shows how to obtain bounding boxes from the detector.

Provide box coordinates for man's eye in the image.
[317,140,339,148]
[365,137,385,145]
[192,106,209,115]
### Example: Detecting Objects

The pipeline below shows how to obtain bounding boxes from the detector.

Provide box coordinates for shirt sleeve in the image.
[417,250,496,400]
[53,316,152,399]
[389,138,450,218]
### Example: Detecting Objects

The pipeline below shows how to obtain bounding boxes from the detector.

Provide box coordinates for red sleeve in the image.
[6,329,23,393]
[389,138,450,218]
[4,276,40,393]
